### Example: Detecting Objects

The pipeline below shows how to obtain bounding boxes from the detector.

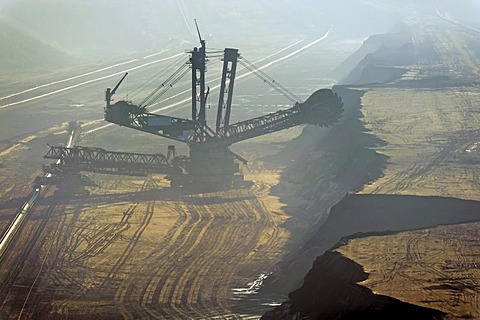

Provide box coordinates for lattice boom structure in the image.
[44,146,176,177]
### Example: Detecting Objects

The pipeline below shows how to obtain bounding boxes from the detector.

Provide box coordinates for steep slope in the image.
[261,86,388,294]
[261,251,446,320]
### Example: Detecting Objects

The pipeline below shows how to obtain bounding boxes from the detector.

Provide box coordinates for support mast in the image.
[216,48,239,133]
[191,19,207,140]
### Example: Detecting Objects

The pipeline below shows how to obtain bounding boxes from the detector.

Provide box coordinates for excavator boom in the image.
[219,89,343,145]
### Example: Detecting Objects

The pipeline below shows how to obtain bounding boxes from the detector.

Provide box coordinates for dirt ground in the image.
[0,134,286,318]
[335,18,480,318]
[264,16,480,319]
[337,222,480,318]
[0,120,319,319]
[360,87,480,200]
[2,11,480,320]
[0,34,355,319]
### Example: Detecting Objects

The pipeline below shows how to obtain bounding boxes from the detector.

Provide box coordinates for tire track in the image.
[112,181,283,319]
[145,199,216,317]
[103,178,152,283]
[114,192,195,319]
[0,201,57,316]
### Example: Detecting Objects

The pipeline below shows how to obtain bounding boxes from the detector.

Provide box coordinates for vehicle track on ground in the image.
[132,197,218,318]
[366,80,480,195]
[16,174,146,315]
[102,179,150,283]
[0,200,57,316]
[184,193,266,314]
[113,181,191,319]
[109,179,283,319]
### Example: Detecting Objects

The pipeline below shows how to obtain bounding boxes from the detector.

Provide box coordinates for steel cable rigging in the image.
[139,62,190,108]
[239,56,301,104]
[129,53,188,101]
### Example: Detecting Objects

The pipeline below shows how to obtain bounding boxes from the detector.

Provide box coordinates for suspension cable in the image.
[239,56,301,103]
[145,66,190,107]
[130,54,188,100]
[139,62,189,107]
[140,64,190,107]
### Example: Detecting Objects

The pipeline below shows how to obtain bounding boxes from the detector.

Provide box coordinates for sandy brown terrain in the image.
[262,14,480,319]
[337,222,480,318]
[0,131,294,319]
[2,7,480,320]
[0,32,357,318]
[312,17,480,319]
[360,87,480,200]
[339,18,480,317]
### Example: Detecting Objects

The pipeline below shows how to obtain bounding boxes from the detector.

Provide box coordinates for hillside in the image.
[0,19,71,72]
[3,0,476,73]
[0,0,406,60]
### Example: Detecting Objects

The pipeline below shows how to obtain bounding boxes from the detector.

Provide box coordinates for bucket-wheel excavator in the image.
[44,23,343,190]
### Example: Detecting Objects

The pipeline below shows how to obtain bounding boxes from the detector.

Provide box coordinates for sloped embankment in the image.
[336,27,414,85]
[261,19,480,318]
[261,194,480,319]
[262,86,388,294]
[261,250,446,320]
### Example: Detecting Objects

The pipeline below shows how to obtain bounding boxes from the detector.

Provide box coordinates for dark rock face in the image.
[261,251,446,320]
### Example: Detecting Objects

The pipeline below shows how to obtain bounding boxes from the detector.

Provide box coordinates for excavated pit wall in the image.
[260,86,388,295]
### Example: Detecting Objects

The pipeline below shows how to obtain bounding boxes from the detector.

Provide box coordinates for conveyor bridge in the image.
[44,146,177,177]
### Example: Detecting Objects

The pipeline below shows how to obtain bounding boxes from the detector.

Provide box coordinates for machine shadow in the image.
[37,187,255,209]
